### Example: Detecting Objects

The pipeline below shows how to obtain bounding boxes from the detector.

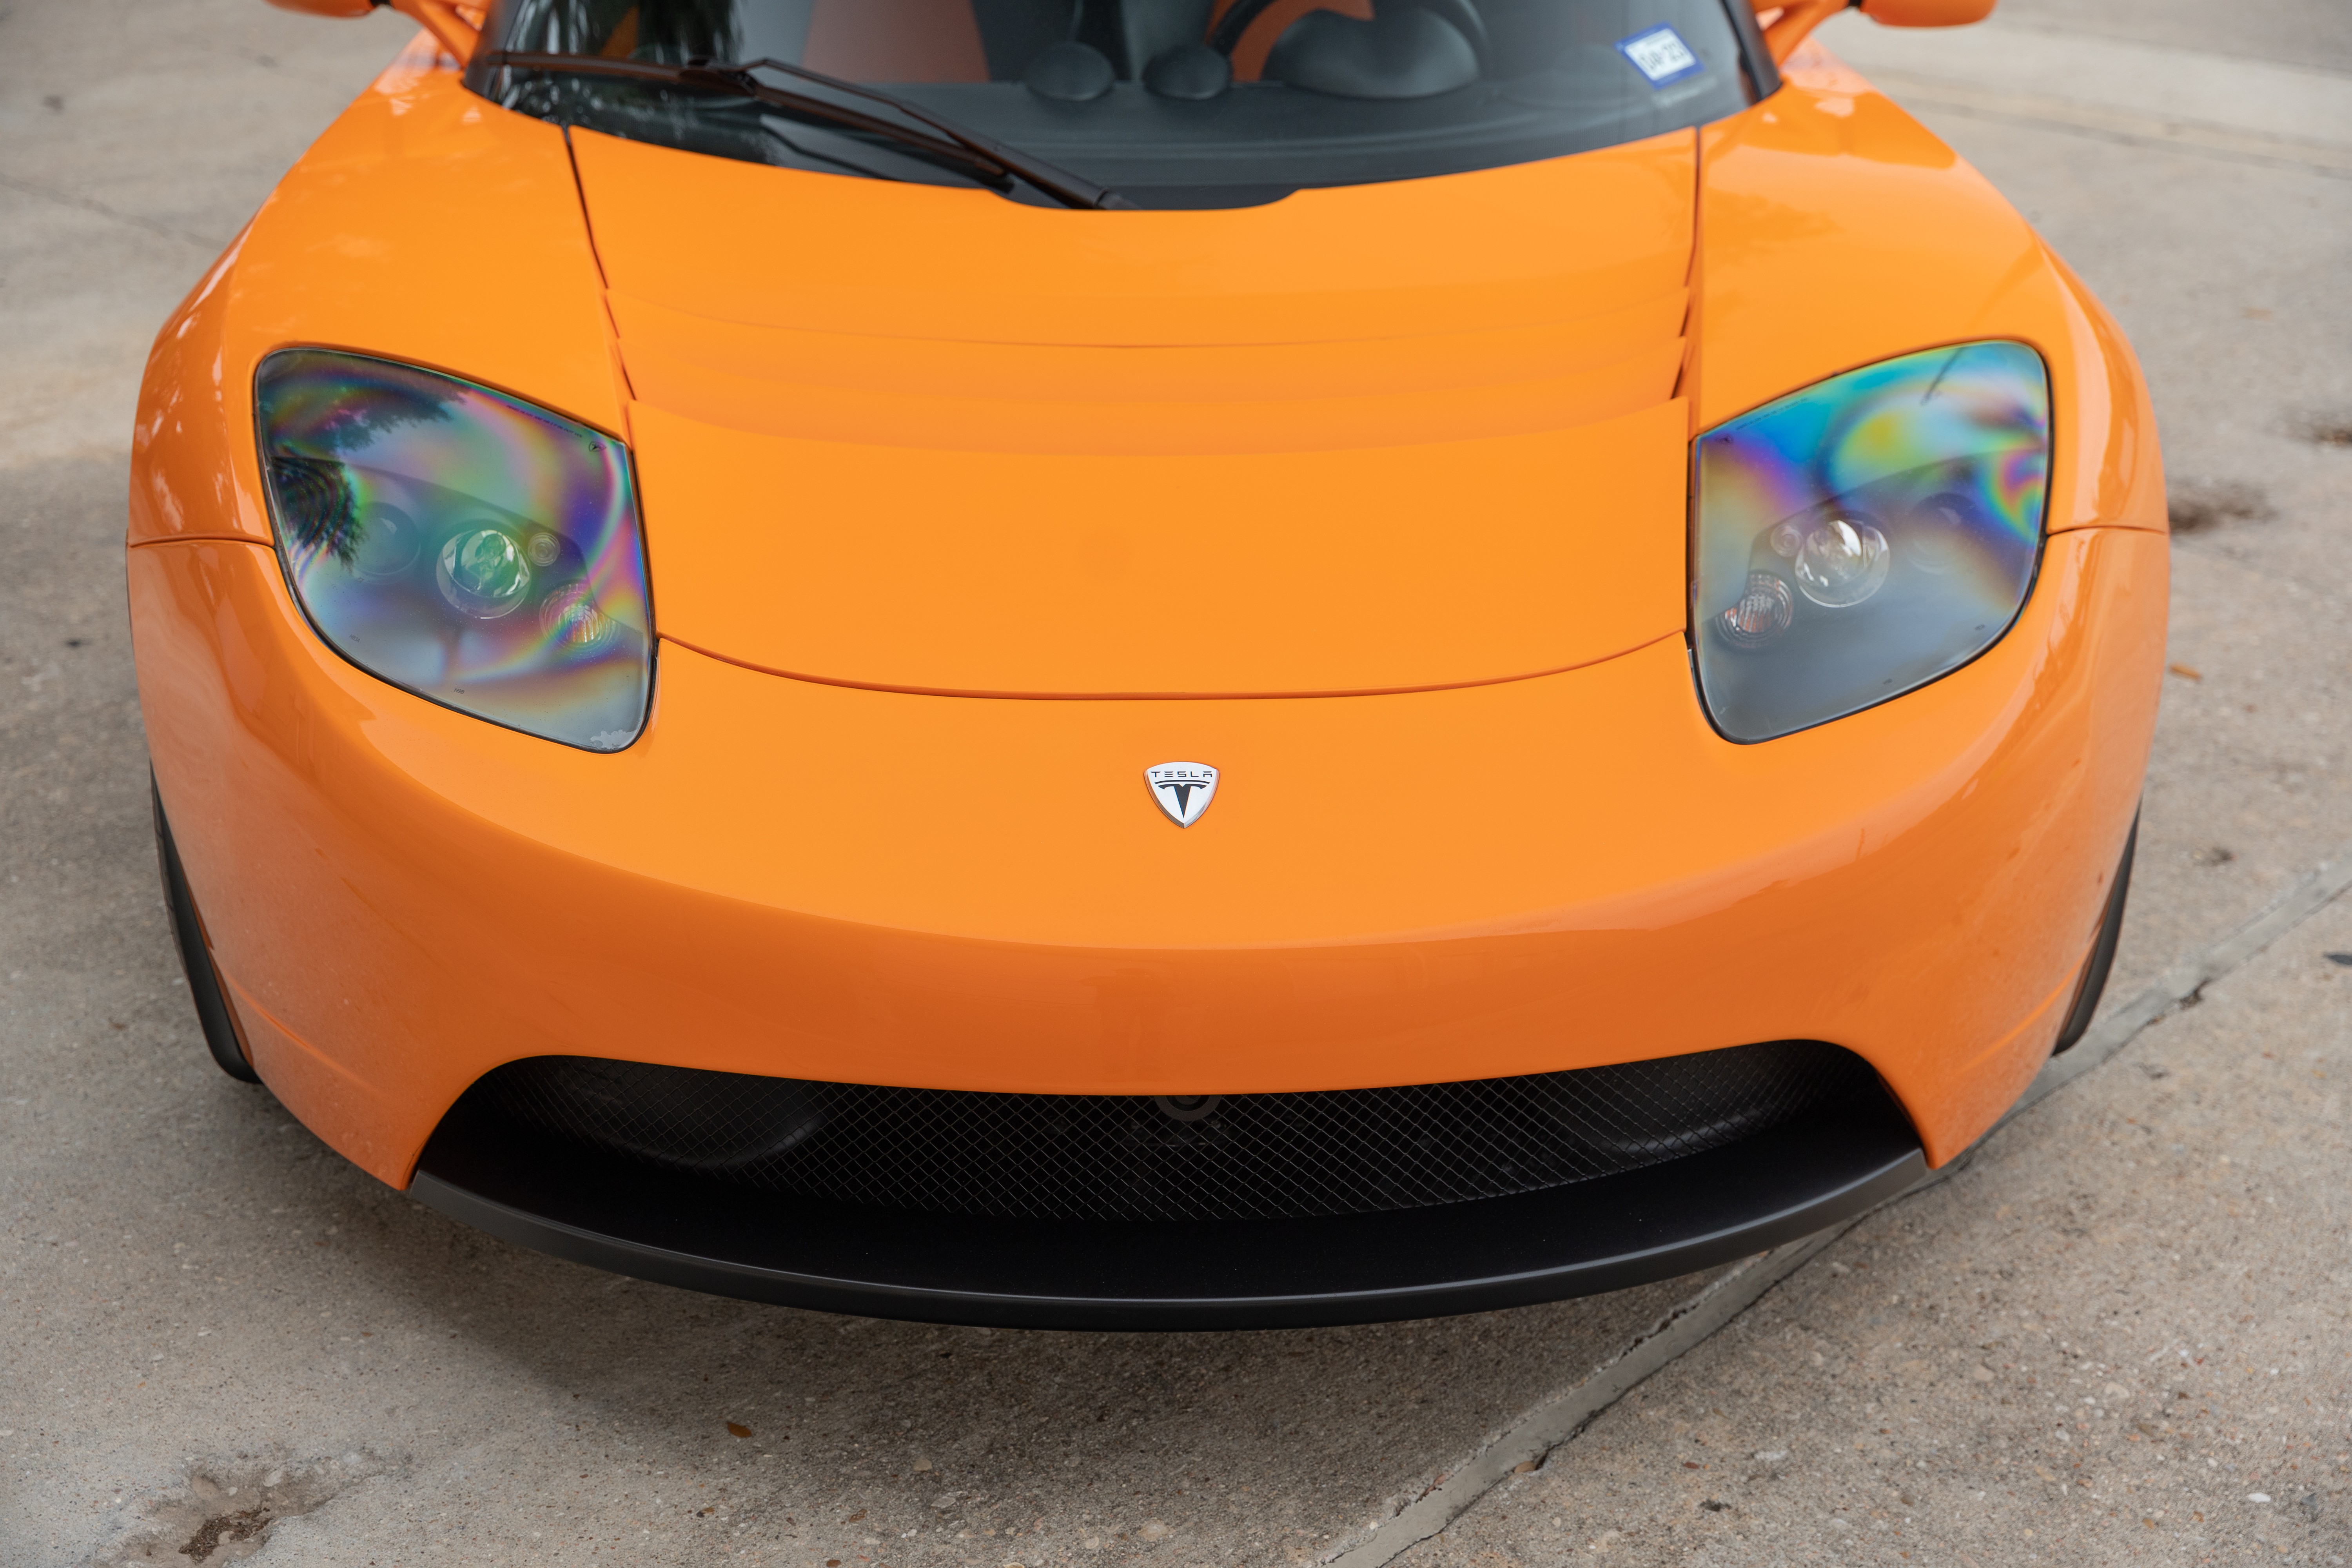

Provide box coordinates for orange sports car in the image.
[131,0,2164,1327]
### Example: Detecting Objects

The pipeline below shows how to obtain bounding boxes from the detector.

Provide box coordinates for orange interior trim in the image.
[804,0,991,82]
[1207,0,1376,80]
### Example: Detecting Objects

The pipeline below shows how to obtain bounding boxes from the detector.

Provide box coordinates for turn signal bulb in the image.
[538,581,615,647]
[1717,571,1796,649]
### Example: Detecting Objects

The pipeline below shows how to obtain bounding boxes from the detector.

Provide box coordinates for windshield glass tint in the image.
[482,0,1757,204]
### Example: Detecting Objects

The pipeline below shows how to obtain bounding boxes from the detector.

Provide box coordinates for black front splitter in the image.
[409,1094,1924,1330]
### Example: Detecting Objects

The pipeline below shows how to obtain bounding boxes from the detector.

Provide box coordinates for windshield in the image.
[477,0,1766,207]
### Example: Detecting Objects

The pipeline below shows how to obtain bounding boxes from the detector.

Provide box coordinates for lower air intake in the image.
[453,1041,1892,1224]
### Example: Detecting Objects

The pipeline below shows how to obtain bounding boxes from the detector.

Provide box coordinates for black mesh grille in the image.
[459,1042,1885,1223]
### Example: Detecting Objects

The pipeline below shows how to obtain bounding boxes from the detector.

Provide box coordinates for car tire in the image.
[152,780,261,1083]
[2050,813,2138,1055]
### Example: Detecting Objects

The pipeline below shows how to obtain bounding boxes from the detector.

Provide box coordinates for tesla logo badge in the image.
[1146,762,1219,828]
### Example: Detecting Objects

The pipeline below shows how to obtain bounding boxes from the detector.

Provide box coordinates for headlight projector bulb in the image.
[1792,514,1891,608]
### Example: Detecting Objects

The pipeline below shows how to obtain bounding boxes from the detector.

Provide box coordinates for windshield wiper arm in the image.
[477,51,1132,211]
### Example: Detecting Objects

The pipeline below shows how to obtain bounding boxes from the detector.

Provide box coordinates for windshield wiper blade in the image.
[478,51,1132,211]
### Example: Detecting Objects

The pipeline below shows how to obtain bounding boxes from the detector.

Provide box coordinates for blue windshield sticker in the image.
[1617,25,1704,86]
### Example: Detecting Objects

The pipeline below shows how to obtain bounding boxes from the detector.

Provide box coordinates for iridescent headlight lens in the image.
[255,350,652,751]
[1692,341,2049,743]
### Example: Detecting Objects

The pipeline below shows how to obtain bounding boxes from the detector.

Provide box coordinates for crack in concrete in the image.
[1325,837,2352,1566]
[0,170,226,249]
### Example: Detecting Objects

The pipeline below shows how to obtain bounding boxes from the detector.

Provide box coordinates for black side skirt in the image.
[410,1094,1924,1330]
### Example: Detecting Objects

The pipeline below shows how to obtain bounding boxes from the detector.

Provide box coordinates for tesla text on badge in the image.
[1146,762,1219,828]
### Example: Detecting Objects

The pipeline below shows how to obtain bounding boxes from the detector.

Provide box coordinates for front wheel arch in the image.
[152,779,261,1084]
[2051,813,2138,1056]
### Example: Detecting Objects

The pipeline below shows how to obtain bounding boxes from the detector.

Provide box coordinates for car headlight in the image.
[255,350,652,751]
[1691,341,2049,742]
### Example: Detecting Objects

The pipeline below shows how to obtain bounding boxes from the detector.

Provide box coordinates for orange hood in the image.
[573,128,1698,697]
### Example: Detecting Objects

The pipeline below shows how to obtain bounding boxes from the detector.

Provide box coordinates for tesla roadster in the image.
[130,0,2165,1326]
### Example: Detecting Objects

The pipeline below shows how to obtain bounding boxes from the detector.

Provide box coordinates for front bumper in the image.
[410,1063,1925,1328]
[130,520,2164,1207]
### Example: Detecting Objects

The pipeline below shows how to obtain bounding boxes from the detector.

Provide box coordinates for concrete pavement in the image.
[2,2,2347,1564]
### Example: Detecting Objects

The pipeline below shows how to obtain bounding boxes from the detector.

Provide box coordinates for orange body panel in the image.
[131,520,2161,1185]
[637,397,1691,696]
[567,125,1695,347]
[130,38,2165,1194]
[579,128,1699,693]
